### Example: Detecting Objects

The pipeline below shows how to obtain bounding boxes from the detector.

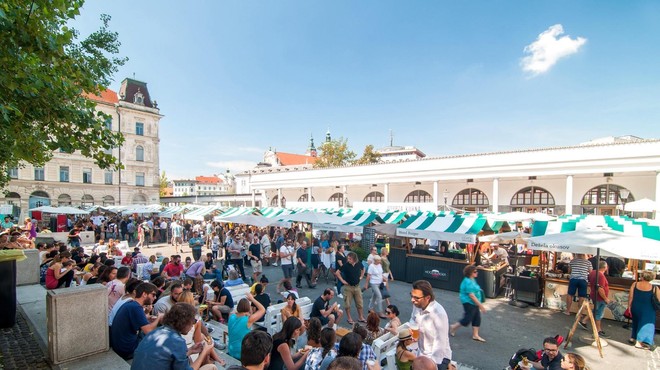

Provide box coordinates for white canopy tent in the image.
[617,198,658,213]
[528,229,660,260]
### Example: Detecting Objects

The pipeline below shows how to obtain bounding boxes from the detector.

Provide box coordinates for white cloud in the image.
[521,24,587,76]
[206,160,257,172]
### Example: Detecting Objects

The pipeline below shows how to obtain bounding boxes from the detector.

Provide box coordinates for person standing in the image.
[229,234,247,279]
[335,252,366,324]
[578,261,610,338]
[363,255,385,318]
[189,231,204,262]
[260,231,272,266]
[279,238,295,290]
[628,270,659,349]
[564,254,592,316]
[296,240,316,289]
[449,265,487,342]
[380,248,393,306]
[248,235,263,284]
[409,280,452,367]
[335,244,346,299]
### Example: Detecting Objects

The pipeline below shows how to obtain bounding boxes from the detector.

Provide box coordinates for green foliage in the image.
[159,171,168,196]
[354,144,381,165]
[0,0,127,190]
[351,245,368,262]
[313,137,357,168]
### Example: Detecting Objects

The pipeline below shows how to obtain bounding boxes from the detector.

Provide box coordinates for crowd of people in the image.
[6,213,654,370]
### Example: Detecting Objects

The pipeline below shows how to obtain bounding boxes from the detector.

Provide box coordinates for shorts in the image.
[252,260,263,273]
[317,315,330,326]
[568,278,588,297]
[281,264,294,279]
[593,301,606,320]
[311,254,320,269]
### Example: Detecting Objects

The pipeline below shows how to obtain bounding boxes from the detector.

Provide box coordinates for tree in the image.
[159,171,169,196]
[0,0,127,190]
[354,144,381,165]
[313,137,356,168]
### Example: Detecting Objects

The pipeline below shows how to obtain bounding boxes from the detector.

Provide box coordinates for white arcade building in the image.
[235,136,660,218]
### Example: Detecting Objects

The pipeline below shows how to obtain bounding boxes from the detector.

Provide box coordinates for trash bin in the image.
[0,260,17,328]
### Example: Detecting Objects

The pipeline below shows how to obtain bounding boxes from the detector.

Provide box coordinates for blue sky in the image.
[73,1,660,180]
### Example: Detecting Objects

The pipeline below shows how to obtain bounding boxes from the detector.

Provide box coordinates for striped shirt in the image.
[569,258,592,280]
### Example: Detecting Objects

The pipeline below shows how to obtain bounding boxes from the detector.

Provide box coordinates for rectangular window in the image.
[136,172,145,186]
[34,167,45,181]
[59,166,69,182]
[105,117,112,130]
[136,122,144,136]
[82,168,92,184]
[8,167,18,179]
[104,171,113,185]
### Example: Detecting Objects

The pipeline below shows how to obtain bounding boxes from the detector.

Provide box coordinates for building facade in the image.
[2,78,162,219]
[236,137,660,218]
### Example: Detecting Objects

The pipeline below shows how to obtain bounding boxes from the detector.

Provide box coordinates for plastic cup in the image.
[409,323,419,340]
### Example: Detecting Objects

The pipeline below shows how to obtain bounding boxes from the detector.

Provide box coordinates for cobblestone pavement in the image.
[0,310,50,370]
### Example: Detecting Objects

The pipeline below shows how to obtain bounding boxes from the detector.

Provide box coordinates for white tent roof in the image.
[528,229,660,260]
[617,198,658,212]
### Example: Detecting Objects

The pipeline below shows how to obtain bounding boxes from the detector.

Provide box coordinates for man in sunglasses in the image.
[409,280,454,370]
[518,337,563,370]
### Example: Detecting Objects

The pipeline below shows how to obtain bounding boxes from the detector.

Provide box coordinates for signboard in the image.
[423,267,449,281]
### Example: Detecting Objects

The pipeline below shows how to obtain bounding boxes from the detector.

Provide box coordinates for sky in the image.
[72,1,660,180]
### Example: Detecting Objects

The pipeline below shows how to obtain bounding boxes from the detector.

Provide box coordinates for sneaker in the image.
[338,294,344,299]
[598,331,611,338]
[578,321,588,331]
[272,263,278,267]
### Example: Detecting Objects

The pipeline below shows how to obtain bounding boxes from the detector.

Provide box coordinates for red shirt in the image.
[163,262,183,278]
[588,270,609,302]
[121,256,133,266]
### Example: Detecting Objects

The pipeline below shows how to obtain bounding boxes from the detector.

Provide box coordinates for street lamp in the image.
[443,189,449,210]
[619,188,630,215]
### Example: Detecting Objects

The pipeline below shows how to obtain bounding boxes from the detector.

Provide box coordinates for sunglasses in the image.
[385,310,392,314]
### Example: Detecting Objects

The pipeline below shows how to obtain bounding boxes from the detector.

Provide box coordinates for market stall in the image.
[529,219,660,322]
[395,213,509,297]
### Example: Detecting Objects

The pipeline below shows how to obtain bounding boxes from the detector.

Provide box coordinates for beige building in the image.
[2,78,162,219]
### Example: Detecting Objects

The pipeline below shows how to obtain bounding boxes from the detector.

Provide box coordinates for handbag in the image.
[624,308,633,320]
[379,282,391,299]
[653,286,660,311]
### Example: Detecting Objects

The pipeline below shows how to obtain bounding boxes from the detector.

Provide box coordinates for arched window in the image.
[102,195,115,206]
[81,194,94,207]
[270,195,279,207]
[136,145,144,161]
[510,186,555,213]
[452,188,489,207]
[132,194,147,205]
[298,194,316,202]
[580,184,633,215]
[57,194,71,206]
[363,191,384,203]
[404,190,432,203]
[329,192,344,206]
[29,190,51,209]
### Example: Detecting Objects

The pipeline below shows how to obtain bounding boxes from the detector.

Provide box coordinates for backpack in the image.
[509,348,539,369]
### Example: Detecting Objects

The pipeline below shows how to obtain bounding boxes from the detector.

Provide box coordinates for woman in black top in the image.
[268,316,308,370]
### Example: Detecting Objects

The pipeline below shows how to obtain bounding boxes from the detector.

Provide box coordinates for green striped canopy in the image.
[396,213,488,243]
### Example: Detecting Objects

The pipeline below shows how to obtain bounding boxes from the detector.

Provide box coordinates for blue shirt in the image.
[131,326,191,370]
[189,237,204,249]
[110,301,149,357]
[459,277,482,305]
[228,314,251,359]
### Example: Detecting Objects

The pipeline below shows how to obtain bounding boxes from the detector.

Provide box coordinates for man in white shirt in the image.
[487,244,509,265]
[278,238,295,290]
[410,280,453,369]
[260,232,271,265]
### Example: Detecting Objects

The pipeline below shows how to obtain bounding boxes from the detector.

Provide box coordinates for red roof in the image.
[196,176,222,184]
[275,152,317,166]
[83,89,119,105]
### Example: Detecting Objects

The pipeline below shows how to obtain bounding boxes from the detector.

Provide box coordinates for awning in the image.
[528,229,660,260]
[184,205,225,221]
[396,214,488,244]
[617,198,659,212]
